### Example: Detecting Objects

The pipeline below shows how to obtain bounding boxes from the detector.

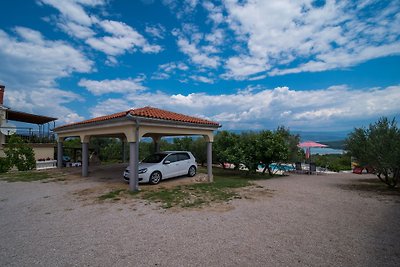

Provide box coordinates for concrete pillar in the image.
[82,142,89,177]
[207,142,213,182]
[129,142,139,192]
[57,141,63,168]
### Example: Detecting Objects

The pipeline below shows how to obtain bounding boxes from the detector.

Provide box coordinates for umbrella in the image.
[298,141,328,148]
[298,141,328,174]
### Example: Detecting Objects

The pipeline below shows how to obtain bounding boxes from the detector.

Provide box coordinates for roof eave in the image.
[55,114,220,133]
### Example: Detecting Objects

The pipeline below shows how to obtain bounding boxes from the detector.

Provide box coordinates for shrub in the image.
[4,135,36,171]
[0,157,10,173]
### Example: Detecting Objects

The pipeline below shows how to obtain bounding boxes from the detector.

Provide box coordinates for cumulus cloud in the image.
[38,0,103,26]
[0,27,94,124]
[84,81,400,130]
[40,0,162,61]
[5,87,85,124]
[0,28,93,88]
[221,0,400,79]
[89,98,133,118]
[78,77,147,95]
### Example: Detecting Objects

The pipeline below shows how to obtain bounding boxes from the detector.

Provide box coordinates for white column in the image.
[82,142,88,177]
[129,142,139,192]
[207,142,213,182]
[57,141,63,168]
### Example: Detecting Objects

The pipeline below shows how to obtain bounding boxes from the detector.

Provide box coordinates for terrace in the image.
[0,85,57,162]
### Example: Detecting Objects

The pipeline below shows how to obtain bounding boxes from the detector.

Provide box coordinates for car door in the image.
[177,153,191,175]
[162,153,180,178]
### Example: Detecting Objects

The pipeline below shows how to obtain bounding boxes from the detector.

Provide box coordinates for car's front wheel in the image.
[149,171,162,185]
[188,166,196,177]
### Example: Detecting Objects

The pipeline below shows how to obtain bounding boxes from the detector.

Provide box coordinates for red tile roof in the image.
[55,106,220,130]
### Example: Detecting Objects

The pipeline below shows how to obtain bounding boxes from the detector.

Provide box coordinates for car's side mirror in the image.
[164,160,171,164]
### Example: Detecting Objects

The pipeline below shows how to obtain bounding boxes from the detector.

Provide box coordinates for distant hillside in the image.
[322,140,346,149]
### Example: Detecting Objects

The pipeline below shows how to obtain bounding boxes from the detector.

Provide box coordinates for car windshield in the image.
[142,153,168,163]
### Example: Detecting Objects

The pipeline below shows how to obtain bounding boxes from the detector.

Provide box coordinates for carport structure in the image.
[54,107,220,191]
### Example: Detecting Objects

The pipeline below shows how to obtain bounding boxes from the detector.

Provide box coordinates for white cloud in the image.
[222,55,269,80]
[89,98,132,118]
[87,20,163,56]
[0,28,93,88]
[86,82,400,130]
[5,87,85,124]
[190,75,214,84]
[221,0,400,79]
[145,24,166,39]
[40,0,162,61]
[177,37,219,68]
[38,0,103,26]
[151,61,189,80]
[0,27,94,124]
[79,77,147,96]
[162,0,199,19]
[57,21,96,39]
[203,1,225,25]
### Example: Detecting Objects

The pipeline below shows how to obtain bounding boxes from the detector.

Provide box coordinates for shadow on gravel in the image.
[337,177,400,200]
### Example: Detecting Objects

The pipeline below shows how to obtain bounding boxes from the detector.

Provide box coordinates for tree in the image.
[237,132,259,173]
[191,138,207,166]
[276,126,303,163]
[213,131,241,169]
[255,130,289,175]
[5,135,36,171]
[172,137,193,151]
[345,117,400,188]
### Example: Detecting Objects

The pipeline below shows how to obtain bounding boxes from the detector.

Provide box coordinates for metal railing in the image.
[2,127,55,143]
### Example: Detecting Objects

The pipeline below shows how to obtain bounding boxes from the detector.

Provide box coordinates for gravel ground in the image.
[0,167,399,267]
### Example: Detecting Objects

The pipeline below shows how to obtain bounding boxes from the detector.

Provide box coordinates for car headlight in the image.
[138,168,148,174]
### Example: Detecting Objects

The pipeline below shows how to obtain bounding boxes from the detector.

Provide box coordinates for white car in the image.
[123,151,197,184]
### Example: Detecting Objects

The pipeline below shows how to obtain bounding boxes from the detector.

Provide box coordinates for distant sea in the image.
[292,130,350,142]
[305,147,345,155]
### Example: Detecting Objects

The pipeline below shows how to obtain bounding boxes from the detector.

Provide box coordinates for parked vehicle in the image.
[123,151,197,184]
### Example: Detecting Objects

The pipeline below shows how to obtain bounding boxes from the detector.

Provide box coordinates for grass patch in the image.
[98,189,126,200]
[0,171,51,182]
[137,167,264,209]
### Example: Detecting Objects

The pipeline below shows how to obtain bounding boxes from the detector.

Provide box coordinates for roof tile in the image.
[55,106,219,130]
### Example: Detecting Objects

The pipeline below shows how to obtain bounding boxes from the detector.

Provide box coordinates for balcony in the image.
[3,127,55,144]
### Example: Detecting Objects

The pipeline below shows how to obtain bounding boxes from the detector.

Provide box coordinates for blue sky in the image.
[0,0,399,131]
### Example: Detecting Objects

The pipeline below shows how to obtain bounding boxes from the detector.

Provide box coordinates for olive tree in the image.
[345,117,400,188]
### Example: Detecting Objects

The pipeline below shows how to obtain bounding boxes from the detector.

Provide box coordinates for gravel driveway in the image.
[0,169,399,266]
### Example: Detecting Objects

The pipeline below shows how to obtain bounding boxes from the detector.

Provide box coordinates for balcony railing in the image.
[3,127,55,144]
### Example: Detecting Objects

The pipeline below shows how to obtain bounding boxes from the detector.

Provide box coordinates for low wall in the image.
[28,143,56,161]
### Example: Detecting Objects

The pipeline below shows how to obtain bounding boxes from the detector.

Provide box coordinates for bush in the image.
[0,157,10,173]
[4,135,36,171]
[314,154,351,172]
